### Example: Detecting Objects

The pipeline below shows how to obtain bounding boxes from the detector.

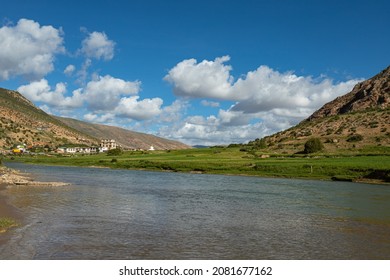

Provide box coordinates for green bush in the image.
[107,148,123,156]
[256,138,267,149]
[347,134,363,142]
[304,138,324,154]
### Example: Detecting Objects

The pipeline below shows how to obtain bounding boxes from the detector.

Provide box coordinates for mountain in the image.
[0,88,97,150]
[55,116,190,150]
[0,87,190,151]
[255,66,390,153]
[308,66,390,120]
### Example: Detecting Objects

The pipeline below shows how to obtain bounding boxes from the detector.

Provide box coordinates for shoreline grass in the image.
[0,217,18,233]
[6,146,390,184]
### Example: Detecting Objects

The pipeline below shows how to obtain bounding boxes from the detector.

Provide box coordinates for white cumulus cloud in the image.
[231,66,360,113]
[17,79,83,108]
[80,31,115,61]
[0,19,64,81]
[64,64,75,75]
[158,114,268,146]
[17,74,164,122]
[115,96,164,120]
[165,57,362,115]
[161,57,364,145]
[164,56,234,99]
[81,75,141,111]
[83,113,115,123]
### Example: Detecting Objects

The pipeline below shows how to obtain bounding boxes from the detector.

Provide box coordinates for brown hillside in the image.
[55,116,191,150]
[0,88,97,150]
[260,66,390,153]
[308,66,390,120]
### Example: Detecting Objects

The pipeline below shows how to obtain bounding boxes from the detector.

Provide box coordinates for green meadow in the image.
[11,146,390,183]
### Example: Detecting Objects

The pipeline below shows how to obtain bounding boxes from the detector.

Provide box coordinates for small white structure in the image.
[148,146,155,151]
[100,139,117,150]
[99,147,109,152]
[81,147,91,153]
[66,147,77,153]
[56,147,66,154]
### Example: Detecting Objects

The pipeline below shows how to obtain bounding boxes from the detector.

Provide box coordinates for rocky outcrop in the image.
[308,66,390,120]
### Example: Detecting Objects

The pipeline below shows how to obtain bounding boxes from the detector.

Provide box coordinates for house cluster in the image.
[56,139,118,154]
[12,144,27,154]
[7,139,157,155]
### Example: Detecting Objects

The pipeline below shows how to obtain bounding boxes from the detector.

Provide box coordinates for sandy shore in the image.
[0,166,70,187]
[0,182,21,244]
[0,166,70,243]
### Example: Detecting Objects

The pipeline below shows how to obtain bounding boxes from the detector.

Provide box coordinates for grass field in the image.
[9,146,390,183]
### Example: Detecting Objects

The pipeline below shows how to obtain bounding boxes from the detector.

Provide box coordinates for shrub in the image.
[250,138,267,149]
[304,138,324,154]
[106,148,123,156]
[347,134,363,142]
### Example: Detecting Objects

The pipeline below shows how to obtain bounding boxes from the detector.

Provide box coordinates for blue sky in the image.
[1,0,389,145]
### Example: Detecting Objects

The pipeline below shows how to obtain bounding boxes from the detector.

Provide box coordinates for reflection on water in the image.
[1,162,389,259]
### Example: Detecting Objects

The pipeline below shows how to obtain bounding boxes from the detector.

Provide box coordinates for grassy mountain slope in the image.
[55,116,190,150]
[0,88,97,150]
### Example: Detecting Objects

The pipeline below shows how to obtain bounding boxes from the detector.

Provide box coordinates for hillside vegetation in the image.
[0,88,97,150]
[253,109,390,154]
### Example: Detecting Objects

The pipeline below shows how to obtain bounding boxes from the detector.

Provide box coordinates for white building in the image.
[57,146,99,154]
[65,147,77,153]
[100,139,117,150]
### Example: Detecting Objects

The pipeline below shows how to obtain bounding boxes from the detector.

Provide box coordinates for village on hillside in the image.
[0,139,156,155]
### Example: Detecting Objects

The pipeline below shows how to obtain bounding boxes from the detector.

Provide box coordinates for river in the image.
[1,162,389,259]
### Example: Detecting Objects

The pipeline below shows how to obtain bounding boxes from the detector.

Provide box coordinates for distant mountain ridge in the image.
[55,116,190,150]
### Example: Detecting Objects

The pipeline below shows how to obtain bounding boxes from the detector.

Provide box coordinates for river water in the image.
[1,162,389,259]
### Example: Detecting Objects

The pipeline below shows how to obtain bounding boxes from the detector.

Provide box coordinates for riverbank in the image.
[0,167,23,236]
[0,166,70,187]
[0,165,70,236]
[9,147,390,184]
[0,182,20,240]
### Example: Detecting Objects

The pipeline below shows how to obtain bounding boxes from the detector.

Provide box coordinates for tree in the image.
[256,138,267,149]
[304,138,324,154]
